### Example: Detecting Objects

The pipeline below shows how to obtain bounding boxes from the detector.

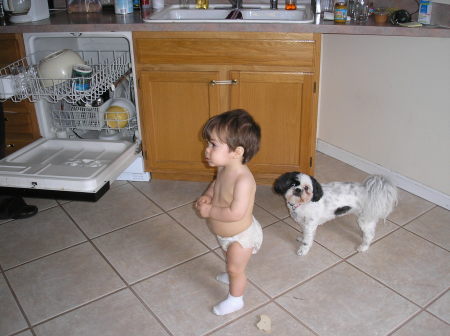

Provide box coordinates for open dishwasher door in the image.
[0,138,138,201]
[0,32,148,201]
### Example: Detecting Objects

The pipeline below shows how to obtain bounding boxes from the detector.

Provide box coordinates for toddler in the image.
[195,109,262,316]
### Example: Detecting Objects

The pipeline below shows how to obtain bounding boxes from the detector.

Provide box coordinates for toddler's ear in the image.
[233,146,244,159]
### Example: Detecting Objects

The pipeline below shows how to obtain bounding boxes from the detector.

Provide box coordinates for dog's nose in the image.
[294,188,302,196]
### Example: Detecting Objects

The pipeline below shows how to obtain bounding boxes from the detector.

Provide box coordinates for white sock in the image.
[216,272,229,285]
[212,293,244,316]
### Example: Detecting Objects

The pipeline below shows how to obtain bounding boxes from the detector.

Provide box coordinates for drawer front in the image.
[134,32,316,68]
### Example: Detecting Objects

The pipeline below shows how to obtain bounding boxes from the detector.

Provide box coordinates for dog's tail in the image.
[362,175,398,221]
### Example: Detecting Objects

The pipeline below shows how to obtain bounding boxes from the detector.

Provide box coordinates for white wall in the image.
[318,34,450,198]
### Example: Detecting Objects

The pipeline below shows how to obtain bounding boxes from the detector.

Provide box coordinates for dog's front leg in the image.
[297,221,317,256]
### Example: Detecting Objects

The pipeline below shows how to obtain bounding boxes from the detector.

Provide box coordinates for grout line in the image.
[58,204,175,336]
[0,266,37,336]
[386,288,450,336]
[3,178,448,336]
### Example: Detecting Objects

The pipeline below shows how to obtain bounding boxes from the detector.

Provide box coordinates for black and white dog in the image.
[274,172,398,256]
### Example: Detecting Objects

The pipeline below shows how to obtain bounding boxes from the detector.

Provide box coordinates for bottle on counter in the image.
[114,0,133,14]
[153,0,164,9]
[285,0,297,10]
[140,0,151,19]
[334,0,347,23]
[196,0,209,9]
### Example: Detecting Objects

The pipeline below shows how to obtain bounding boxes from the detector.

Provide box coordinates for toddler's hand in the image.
[195,195,211,209]
[197,202,212,218]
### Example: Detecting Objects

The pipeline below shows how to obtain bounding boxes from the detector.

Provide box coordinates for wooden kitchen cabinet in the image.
[133,32,320,184]
[0,34,40,156]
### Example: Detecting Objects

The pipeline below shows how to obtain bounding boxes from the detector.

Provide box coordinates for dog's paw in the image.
[357,244,369,252]
[296,245,310,256]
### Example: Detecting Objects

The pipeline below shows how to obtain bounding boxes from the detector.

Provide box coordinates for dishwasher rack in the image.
[51,100,137,132]
[0,50,131,104]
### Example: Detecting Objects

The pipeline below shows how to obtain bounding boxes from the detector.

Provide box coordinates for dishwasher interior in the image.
[0,32,149,200]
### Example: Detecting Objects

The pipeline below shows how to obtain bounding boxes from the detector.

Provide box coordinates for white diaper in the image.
[216,217,263,254]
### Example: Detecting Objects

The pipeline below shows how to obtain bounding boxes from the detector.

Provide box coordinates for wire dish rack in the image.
[51,100,137,131]
[0,50,131,104]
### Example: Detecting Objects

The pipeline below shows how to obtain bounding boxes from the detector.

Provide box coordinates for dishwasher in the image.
[0,32,150,201]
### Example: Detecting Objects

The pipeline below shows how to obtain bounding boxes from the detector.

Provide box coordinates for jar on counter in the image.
[66,0,102,13]
[334,1,347,23]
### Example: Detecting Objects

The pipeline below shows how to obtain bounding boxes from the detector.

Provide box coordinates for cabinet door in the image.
[229,71,315,182]
[138,70,221,180]
[0,34,40,157]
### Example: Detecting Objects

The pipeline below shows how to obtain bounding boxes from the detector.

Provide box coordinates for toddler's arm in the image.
[195,181,215,217]
[209,175,253,222]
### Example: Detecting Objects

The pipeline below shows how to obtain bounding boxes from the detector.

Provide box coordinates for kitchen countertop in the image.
[0,7,449,38]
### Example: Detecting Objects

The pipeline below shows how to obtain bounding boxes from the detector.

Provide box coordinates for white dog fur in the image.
[274,172,398,256]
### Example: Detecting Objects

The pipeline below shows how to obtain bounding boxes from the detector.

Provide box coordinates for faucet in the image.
[228,0,243,9]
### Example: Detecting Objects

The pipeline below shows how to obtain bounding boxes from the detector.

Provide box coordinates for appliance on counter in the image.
[0,32,150,201]
[3,0,49,23]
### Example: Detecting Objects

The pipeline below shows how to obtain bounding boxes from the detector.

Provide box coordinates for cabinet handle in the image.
[209,80,238,86]
[6,144,15,148]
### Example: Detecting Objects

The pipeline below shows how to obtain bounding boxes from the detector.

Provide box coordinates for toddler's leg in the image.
[213,242,253,316]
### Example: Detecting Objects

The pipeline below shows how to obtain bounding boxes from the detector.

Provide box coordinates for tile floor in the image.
[1,153,449,336]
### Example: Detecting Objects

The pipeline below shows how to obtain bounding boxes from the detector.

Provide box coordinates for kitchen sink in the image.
[146,4,314,23]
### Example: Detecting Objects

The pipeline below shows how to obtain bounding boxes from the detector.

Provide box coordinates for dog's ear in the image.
[310,176,323,202]
[274,172,299,195]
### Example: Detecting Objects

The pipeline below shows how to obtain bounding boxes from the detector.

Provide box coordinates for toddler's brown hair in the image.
[202,109,261,164]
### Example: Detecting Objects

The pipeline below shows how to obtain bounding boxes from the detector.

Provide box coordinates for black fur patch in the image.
[334,206,351,216]
[310,176,323,202]
[274,172,300,195]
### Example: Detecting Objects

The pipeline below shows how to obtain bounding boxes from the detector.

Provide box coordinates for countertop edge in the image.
[0,10,449,38]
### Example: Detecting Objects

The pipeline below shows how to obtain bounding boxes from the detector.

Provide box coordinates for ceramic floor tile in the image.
[23,197,58,212]
[388,189,435,226]
[391,311,450,336]
[34,289,169,336]
[348,229,450,306]
[276,262,418,336]
[132,180,209,211]
[63,183,163,238]
[427,291,450,324]
[209,302,315,336]
[13,331,33,336]
[168,203,219,250]
[252,204,279,227]
[255,184,289,219]
[404,206,450,250]
[314,152,369,183]
[5,243,125,325]
[248,222,340,297]
[93,214,208,284]
[132,253,269,336]
[0,207,86,270]
[0,276,28,336]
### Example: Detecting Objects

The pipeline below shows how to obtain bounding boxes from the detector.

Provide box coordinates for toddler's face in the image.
[204,131,233,167]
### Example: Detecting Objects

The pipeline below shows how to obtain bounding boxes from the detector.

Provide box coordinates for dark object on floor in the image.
[389,10,411,25]
[0,102,38,220]
[0,195,38,219]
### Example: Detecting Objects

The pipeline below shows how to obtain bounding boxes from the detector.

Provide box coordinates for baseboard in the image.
[317,140,450,210]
